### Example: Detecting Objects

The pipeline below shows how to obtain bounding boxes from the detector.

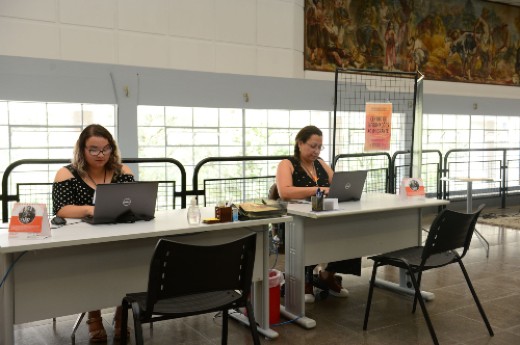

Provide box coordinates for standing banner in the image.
[365,102,392,151]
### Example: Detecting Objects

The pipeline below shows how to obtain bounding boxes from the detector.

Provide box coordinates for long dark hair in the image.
[293,125,322,160]
[71,124,123,177]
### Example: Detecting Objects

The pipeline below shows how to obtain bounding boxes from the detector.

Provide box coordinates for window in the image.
[0,100,117,221]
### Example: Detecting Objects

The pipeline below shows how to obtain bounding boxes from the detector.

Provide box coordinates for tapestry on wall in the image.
[304,0,520,86]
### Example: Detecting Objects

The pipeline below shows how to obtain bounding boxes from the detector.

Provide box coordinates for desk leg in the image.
[467,181,490,258]
[229,227,279,339]
[0,253,15,345]
[280,219,316,329]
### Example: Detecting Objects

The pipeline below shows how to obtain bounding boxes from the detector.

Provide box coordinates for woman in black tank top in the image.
[276,126,361,303]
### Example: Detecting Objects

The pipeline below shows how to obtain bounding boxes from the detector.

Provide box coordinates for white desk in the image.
[0,208,291,345]
[441,177,494,257]
[282,193,448,329]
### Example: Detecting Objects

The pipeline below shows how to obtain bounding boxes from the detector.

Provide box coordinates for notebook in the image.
[327,170,368,202]
[83,182,159,224]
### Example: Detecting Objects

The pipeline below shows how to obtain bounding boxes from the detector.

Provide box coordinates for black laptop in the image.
[83,182,159,224]
[327,171,368,202]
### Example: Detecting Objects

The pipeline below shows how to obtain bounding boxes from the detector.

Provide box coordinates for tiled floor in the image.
[14,215,520,345]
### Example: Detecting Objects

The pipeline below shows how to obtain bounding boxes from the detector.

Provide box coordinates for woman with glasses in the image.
[52,124,134,342]
[276,125,361,303]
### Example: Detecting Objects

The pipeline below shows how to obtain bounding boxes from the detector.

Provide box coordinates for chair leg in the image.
[244,302,261,345]
[458,260,494,336]
[407,267,439,345]
[131,301,144,345]
[120,300,129,345]
[412,271,423,314]
[70,312,85,344]
[363,262,379,330]
[222,308,229,345]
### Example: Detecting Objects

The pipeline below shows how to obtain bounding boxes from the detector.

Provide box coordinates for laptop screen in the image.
[83,182,159,224]
[327,171,368,202]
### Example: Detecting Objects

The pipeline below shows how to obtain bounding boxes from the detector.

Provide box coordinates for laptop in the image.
[83,182,159,224]
[327,170,368,202]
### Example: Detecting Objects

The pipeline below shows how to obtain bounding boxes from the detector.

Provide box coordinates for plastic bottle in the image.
[187,197,201,225]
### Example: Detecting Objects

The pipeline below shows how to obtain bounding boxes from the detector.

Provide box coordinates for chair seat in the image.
[369,246,459,269]
[127,290,243,316]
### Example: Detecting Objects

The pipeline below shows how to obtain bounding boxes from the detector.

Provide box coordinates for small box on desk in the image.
[215,206,232,222]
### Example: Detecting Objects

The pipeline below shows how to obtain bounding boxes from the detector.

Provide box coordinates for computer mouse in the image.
[51,216,66,225]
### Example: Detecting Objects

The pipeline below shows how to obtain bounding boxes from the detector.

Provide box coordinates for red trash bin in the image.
[268,269,283,324]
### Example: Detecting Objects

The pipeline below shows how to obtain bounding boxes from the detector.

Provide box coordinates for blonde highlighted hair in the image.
[71,124,123,178]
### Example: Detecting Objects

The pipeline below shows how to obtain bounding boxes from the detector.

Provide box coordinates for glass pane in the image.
[84,104,116,125]
[0,126,8,147]
[11,127,48,147]
[219,128,242,146]
[219,108,242,128]
[48,103,82,125]
[139,127,165,146]
[268,109,289,128]
[245,109,267,127]
[166,106,192,126]
[193,107,218,127]
[138,105,165,126]
[290,110,310,128]
[9,102,47,125]
[48,128,81,147]
[0,102,7,125]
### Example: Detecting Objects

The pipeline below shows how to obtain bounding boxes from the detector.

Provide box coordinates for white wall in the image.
[0,0,519,114]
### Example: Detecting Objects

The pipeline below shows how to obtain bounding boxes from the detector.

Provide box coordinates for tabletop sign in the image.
[400,177,425,198]
[9,203,51,238]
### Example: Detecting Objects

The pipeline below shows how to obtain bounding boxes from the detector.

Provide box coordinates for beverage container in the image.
[187,197,201,225]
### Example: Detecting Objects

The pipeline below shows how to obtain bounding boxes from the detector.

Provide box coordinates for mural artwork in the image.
[304,0,520,86]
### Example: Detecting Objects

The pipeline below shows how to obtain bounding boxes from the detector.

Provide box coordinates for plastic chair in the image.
[363,204,493,345]
[120,233,260,345]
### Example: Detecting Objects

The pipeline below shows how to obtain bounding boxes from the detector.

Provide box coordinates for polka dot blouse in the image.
[52,164,135,215]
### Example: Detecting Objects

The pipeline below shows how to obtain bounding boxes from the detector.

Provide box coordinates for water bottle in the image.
[187,197,201,225]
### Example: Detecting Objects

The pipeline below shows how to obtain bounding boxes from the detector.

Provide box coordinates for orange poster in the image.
[365,103,392,151]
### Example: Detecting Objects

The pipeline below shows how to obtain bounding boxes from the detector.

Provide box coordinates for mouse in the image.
[51,216,66,225]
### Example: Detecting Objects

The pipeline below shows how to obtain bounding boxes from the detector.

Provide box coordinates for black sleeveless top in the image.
[288,157,330,188]
[52,164,134,215]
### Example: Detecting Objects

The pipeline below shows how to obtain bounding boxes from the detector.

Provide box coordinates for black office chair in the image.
[363,204,493,345]
[120,233,260,345]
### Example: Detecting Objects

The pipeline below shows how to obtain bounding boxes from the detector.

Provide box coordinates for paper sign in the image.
[365,102,392,151]
[400,178,425,198]
[9,203,51,238]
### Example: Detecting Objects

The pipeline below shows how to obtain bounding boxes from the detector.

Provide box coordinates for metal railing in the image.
[192,156,290,207]
[3,149,520,222]
[1,158,186,223]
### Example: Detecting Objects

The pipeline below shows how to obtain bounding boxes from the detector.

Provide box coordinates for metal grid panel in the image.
[334,69,419,158]
[203,176,276,207]
[444,151,502,200]
[334,154,389,193]
[393,151,442,197]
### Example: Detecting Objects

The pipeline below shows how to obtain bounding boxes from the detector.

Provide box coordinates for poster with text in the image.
[365,103,392,151]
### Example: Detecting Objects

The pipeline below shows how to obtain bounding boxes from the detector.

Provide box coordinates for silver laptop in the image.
[83,182,159,224]
[327,171,368,202]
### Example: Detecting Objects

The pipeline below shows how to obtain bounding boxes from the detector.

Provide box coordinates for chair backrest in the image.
[145,233,257,314]
[422,204,485,261]
[268,183,280,200]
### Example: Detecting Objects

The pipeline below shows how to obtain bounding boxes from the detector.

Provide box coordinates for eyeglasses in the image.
[306,142,325,151]
[87,146,112,156]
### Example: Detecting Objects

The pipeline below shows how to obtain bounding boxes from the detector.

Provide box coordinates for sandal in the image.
[113,307,130,341]
[86,317,107,343]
